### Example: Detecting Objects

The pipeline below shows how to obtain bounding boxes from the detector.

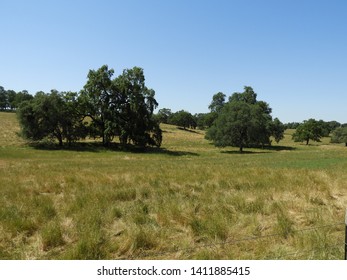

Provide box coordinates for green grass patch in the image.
[1,112,347,259]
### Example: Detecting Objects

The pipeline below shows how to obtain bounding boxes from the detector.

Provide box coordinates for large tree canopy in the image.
[114,67,162,147]
[79,65,118,146]
[206,86,284,152]
[17,65,162,149]
[17,91,86,146]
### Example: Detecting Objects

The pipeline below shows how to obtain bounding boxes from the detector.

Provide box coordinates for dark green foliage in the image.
[317,120,341,136]
[16,65,161,149]
[331,126,347,146]
[156,108,172,124]
[194,113,209,129]
[17,91,65,146]
[208,92,226,113]
[206,86,284,152]
[9,90,34,110]
[286,120,340,135]
[79,65,116,146]
[206,101,253,151]
[17,91,87,146]
[292,119,324,145]
[228,86,257,104]
[204,112,218,128]
[169,110,196,129]
[114,67,162,147]
[0,86,7,110]
[271,118,285,143]
[61,92,89,145]
[203,92,227,128]
[0,87,33,111]
[317,120,331,137]
[284,122,300,129]
[326,121,341,132]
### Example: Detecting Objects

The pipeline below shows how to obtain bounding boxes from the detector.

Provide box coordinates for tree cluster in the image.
[17,65,162,148]
[0,86,33,111]
[156,109,197,129]
[292,118,347,145]
[8,73,347,151]
[206,87,285,152]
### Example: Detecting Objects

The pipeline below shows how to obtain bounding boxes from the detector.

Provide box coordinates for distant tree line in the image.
[156,109,197,130]
[156,108,216,130]
[14,65,162,148]
[4,75,347,150]
[286,120,341,134]
[0,86,33,111]
[292,118,347,146]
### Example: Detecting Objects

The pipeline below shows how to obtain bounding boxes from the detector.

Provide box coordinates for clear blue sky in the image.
[1,0,347,123]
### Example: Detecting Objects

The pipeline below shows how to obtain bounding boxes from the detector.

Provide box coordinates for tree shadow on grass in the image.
[177,127,203,134]
[221,145,296,154]
[145,146,199,157]
[28,141,200,156]
[29,141,112,153]
[221,150,268,155]
[265,145,296,151]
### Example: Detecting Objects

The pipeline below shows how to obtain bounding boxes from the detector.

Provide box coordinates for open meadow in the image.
[1,111,347,259]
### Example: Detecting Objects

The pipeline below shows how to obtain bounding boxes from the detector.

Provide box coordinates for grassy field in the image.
[1,111,347,260]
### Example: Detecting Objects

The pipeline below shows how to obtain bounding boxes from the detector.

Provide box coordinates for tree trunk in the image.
[306,138,309,145]
[54,130,63,147]
[57,135,63,147]
[240,145,243,153]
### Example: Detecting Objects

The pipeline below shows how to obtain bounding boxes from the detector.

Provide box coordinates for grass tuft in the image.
[41,220,64,251]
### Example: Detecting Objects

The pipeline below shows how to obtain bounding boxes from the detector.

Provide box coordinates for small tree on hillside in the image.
[292,119,324,145]
[206,100,253,152]
[169,110,196,129]
[206,87,283,152]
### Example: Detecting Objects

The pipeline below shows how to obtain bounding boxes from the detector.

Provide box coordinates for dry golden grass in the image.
[0,112,26,147]
[1,112,347,259]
